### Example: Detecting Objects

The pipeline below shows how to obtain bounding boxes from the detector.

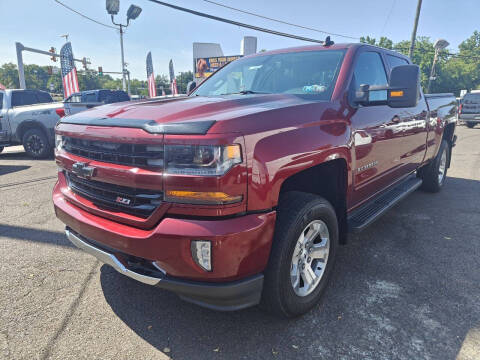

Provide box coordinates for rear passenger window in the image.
[386,55,409,70]
[11,91,38,107]
[353,52,388,101]
[35,92,53,103]
[83,93,97,103]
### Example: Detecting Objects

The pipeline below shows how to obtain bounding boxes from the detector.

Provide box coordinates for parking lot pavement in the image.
[1,127,479,360]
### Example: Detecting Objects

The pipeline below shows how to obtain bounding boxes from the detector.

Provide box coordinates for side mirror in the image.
[387,65,420,108]
[353,64,420,108]
[186,81,197,95]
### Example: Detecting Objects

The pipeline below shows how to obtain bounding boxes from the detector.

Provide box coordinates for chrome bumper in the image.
[65,228,161,286]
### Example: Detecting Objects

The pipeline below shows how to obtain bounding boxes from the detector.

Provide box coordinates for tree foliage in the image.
[360,31,480,95]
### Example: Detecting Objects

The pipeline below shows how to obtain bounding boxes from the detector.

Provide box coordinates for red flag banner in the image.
[146,52,157,98]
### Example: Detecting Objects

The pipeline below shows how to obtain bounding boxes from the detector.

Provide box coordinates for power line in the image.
[202,0,359,40]
[53,0,117,30]
[380,0,396,35]
[146,0,326,44]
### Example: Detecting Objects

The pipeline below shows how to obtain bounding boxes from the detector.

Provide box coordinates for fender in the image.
[245,120,352,211]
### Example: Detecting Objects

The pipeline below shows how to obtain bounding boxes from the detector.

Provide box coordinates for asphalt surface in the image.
[1,126,479,360]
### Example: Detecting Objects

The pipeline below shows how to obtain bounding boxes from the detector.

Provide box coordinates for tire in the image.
[0,146,3,154]
[418,139,450,193]
[22,128,51,159]
[261,191,338,318]
[466,122,475,128]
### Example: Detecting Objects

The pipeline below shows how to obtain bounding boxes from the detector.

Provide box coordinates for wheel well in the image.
[16,121,48,142]
[279,159,348,244]
[442,123,455,167]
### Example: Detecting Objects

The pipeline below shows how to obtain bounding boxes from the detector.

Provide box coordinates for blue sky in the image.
[0,0,478,80]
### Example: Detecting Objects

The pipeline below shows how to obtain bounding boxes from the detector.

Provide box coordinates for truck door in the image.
[384,54,428,174]
[349,50,411,206]
[0,92,11,143]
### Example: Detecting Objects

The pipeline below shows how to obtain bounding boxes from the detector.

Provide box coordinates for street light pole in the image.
[427,39,449,94]
[118,23,127,92]
[106,1,142,96]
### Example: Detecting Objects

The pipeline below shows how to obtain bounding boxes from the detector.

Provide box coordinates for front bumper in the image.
[66,228,264,310]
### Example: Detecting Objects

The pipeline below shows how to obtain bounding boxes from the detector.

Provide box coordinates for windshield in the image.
[193,50,346,100]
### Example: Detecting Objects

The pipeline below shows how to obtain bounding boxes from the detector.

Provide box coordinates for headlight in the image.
[55,134,64,151]
[164,144,242,176]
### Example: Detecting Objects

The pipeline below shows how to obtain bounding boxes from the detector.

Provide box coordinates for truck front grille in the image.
[63,136,164,168]
[66,172,162,218]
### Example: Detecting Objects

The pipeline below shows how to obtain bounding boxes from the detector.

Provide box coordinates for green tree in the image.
[175,71,193,94]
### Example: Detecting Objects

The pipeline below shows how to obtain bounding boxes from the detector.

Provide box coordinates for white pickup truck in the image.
[0,89,63,158]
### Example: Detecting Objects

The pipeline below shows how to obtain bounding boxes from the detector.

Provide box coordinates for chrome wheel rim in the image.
[438,148,447,185]
[290,219,330,297]
[26,134,44,155]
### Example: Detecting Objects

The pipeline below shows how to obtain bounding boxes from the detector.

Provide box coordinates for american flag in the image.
[60,42,79,98]
[169,59,178,95]
[146,52,157,98]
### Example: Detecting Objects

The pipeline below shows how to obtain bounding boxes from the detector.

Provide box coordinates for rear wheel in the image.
[418,139,450,193]
[0,147,3,154]
[261,192,338,318]
[466,122,476,128]
[22,128,51,159]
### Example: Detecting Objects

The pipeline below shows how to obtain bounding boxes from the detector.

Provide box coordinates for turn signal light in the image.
[165,190,242,205]
[390,90,404,97]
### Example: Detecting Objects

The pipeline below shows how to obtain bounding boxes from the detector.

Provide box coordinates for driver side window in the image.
[353,52,388,101]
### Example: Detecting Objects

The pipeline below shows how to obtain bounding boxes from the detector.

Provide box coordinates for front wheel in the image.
[261,192,338,318]
[418,139,450,193]
[466,122,476,128]
[0,146,4,154]
[22,128,51,159]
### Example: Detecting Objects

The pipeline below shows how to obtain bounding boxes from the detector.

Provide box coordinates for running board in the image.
[348,176,423,233]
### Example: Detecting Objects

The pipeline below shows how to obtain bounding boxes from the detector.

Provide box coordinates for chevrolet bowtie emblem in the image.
[72,162,96,178]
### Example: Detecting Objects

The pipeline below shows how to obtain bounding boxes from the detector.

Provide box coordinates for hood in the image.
[61,94,334,134]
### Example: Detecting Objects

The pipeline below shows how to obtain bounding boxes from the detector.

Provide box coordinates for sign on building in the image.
[194,55,242,80]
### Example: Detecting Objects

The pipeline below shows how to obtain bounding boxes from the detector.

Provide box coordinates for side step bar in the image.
[348,176,423,233]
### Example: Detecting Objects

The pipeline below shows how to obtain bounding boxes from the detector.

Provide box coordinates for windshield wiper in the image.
[223,90,271,95]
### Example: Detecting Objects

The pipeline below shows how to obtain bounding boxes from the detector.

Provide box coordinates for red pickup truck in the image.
[53,43,457,317]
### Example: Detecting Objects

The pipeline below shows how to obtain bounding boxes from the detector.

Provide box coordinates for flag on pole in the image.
[169,59,178,95]
[60,42,79,98]
[146,52,157,98]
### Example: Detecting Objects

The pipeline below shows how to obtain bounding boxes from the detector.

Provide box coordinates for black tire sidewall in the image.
[23,129,50,158]
[466,122,475,128]
[264,194,339,317]
[282,203,338,314]
[435,140,450,189]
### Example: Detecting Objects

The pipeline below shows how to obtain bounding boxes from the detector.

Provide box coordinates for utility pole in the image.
[118,24,126,92]
[408,0,423,59]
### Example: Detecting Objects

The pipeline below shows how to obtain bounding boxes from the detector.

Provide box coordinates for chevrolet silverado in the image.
[53,43,457,317]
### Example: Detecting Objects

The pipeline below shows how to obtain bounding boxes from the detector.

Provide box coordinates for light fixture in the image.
[106,0,120,15]
[191,240,212,271]
[127,5,142,21]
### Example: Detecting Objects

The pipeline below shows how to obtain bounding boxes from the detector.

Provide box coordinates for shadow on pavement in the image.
[0,164,31,176]
[0,151,55,161]
[0,223,74,248]
[100,177,480,360]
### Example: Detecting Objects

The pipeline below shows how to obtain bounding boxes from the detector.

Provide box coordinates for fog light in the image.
[191,240,212,272]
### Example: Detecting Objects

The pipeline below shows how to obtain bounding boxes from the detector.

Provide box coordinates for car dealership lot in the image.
[1,126,479,360]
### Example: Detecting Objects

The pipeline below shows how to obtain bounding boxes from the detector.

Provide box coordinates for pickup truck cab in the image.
[53,43,457,317]
[63,89,130,116]
[0,89,63,158]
